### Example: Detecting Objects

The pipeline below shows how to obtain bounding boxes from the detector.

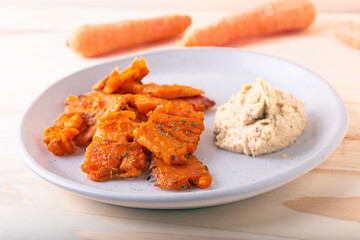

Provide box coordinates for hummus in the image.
[214,78,307,157]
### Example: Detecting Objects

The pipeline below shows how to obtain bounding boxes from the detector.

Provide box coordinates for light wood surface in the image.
[1,1,360,239]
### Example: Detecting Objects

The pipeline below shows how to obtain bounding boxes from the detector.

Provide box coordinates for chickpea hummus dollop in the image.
[213,78,307,157]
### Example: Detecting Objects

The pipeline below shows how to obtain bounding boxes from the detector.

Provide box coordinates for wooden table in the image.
[1,1,360,239]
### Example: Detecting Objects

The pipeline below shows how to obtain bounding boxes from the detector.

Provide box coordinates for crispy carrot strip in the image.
[129,94,216,114]
[335,22,360,50]
[150,154,212,190]
[142,83,204,99]
[119,81,145,94]
[93,57,149,94]
[67,15,192,57]
[180,0,316,46]
[174,95,216,112]
[92,68,120,92]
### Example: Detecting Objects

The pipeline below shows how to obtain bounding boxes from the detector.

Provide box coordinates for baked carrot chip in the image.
[65,92,132,146]
[148,102,204,152]
[81,111,146,181]
[134,102,204,165]
[133,121,188,165]
[150,154,212,190]
[128,94,169,115]
[92,57,149,93]
[43,113,84,156]
[43,127,79,156]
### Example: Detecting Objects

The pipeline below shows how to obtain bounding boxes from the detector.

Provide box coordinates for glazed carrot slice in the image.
[150,154,212,190]
[180,0,316,47]
[67,15,192,57]
[142,83,204,99]
[335,22,360,50]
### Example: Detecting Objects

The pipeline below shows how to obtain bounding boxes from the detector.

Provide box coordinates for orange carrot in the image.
[335,22,360,50]
[180,0,316,47]
[67,15,192,57]
[93,57,149,94]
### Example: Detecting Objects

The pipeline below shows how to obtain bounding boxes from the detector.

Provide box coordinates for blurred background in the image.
[0,0,360,12]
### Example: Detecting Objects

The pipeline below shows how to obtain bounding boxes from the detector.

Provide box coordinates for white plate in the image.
[18,48,348,209]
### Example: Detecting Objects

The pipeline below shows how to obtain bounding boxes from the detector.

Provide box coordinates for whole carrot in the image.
[67,15,191,57]
[180,0,316,47]
[335,22,360,50]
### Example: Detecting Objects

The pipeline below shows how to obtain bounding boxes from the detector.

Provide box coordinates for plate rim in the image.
[17,47,348,209]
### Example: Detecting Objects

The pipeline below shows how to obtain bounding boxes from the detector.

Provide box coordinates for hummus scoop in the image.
[213,78,307,157]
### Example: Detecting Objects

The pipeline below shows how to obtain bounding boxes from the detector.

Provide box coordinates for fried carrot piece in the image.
[173,95,216,112]
[119,81,145,94]
[335,22,360,50]
[93,57,149,94]
[142,83,204,99]
[93,58,216,112]
[129,94,169,115]
[134,102,204,165]
[64,92,130,146]
[134,121,188,165]
[180,0,316,47]
[44,93,121,155]
[81,111,146,181]
[128,94,215,114]
[67,15,192,57]
[43,113,84,156]
[150,154,212,190]
[148,102,204,153]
